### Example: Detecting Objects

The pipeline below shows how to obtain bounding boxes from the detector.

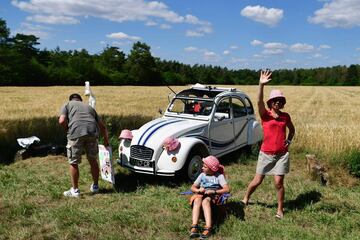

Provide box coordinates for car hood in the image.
[132,117,208,148]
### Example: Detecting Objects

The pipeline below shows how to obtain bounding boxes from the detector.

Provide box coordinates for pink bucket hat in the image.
[202,156,224,174]
[162,136,180,151]
[119,129,133,140]
[267,89,286,107]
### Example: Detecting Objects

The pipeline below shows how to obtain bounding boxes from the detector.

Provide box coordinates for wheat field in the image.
[1,85,360,239]
[1,85,359,157]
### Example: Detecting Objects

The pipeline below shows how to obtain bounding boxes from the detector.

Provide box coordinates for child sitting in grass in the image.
[189,156,230,239]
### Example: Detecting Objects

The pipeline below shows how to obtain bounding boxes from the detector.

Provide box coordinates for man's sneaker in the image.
[90,184,99,194]
[63,187,80,197]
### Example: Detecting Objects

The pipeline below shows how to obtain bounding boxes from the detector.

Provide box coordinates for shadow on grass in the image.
[113,171,187,193]
[285,190,322,210]
[224,201,245,221]
[0,114,152,165]
[256,190,322,211]
[206,201,246,234]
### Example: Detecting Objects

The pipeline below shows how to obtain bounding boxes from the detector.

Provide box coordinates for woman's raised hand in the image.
[259,69,272,84]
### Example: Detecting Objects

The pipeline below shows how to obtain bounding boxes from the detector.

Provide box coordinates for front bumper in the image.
[116,158,175,177]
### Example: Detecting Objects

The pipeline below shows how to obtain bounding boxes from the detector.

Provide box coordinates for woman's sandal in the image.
[189,224,200,238]
[200,226,212,239]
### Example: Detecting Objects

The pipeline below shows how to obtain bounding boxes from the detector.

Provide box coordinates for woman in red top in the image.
[242,70,295,219]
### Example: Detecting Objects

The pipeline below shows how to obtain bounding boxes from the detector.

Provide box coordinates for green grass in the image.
[0,151,359,240]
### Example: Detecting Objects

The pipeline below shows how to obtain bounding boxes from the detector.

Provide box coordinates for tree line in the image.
[1,18,359,86]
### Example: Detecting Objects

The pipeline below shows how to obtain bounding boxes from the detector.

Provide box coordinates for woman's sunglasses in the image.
[272,98,285,104]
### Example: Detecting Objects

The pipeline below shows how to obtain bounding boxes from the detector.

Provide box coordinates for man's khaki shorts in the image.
[66,136,98,164]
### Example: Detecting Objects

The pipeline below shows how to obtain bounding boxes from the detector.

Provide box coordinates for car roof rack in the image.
[191,83,237,92]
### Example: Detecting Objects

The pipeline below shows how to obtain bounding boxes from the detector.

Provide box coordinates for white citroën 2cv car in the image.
[117,84,263,181]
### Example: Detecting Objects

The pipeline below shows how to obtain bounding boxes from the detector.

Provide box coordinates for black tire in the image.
[178,145,209,181]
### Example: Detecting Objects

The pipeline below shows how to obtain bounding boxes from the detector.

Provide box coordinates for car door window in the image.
[214,98,231,121]
[232,98,247,118]
[244,97,254,115]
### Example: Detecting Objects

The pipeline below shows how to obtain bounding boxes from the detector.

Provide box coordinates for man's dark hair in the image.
[69,93,82,101]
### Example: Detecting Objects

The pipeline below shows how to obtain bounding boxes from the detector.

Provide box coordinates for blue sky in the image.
[1,0,360,70]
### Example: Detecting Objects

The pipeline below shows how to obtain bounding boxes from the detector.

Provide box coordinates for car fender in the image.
[157,137,209,172]
[247,118,263,145]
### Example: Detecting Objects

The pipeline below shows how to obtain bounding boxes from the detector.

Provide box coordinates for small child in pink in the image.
[189,156,230,239]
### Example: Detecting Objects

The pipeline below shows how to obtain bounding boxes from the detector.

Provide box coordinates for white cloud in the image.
[26,14,79,24]
[308,0,360,28]
[231,57,247,63]
[312,53,322,58]
[251,39,263,46]
[186,30,204,37]
[229,45,239,49]
[145,21,157,26]
[15,22,50,39]
[204,51,216,56]
[160,24,171,29]
[64,39,77,44]
[223,50,230,55]
[319,44,331,49]
[186,24,213,37]
[262,49,284,55]
[203,51,219,61]
[184,46,198,52]
[106,32,141,41]
[12,0,212,35]
[240,5,283,27]
[184,14,204,25]
[356,48,360,51]
[264,42,287,49]
[255,42,287,55]
[290,43,315,53]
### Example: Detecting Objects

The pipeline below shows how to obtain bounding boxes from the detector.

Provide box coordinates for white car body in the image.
[117,84,263,180]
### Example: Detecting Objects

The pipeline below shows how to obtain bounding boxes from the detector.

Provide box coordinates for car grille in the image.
[130,145,154,161]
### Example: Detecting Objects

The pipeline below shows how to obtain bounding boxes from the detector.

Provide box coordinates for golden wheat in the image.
[1,85,359,155]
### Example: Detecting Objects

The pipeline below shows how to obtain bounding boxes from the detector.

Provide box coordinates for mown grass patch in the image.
[0,152,359,240]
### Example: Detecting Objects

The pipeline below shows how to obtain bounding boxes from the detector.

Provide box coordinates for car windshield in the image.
[167,98,214,116]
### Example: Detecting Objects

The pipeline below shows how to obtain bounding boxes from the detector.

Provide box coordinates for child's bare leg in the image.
[202,197,212,228]
[242,174,265,204]
[192,197,203,225]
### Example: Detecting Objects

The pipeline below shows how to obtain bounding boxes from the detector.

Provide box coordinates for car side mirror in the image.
[218,115,225,121]
[214,115,225,121]
[158,108,163,115]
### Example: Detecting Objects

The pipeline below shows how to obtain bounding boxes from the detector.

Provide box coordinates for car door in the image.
[209,97,235,155]
[232,97,248,148]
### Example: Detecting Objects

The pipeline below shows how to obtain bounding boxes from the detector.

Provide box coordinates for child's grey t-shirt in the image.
[194,172,227,190]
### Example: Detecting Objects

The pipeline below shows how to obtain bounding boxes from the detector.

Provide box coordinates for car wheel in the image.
[187,154,202,181]
[175,144,208,181]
